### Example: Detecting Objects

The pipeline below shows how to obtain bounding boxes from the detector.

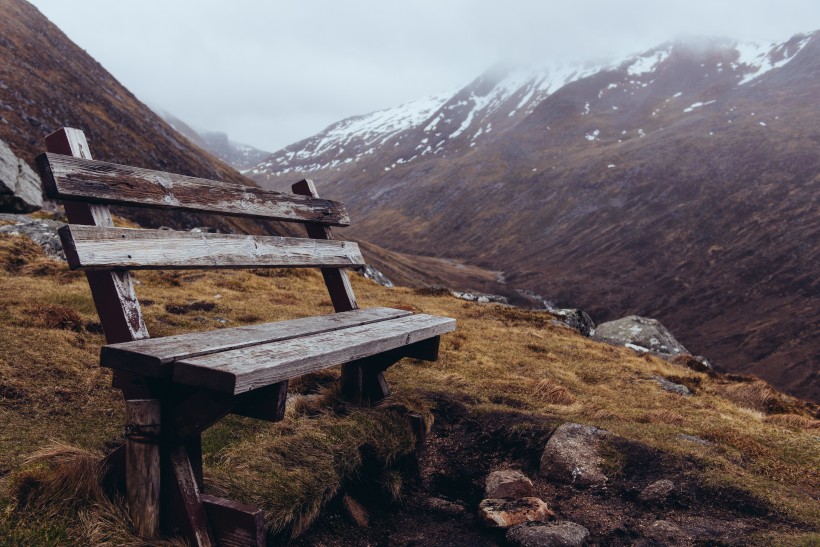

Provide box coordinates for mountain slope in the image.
[251,33,820,401]
[0,0,289,235]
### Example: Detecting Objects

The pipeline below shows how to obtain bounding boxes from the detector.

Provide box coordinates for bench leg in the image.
[125,399,161,539]
[165,445,216,546]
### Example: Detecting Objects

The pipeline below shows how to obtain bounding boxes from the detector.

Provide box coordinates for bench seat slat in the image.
[36,153,350,225]
[101,307,413,377]
[60,225,365,270]
[174,314,456,394]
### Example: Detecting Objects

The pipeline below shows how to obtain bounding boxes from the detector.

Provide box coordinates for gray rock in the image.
[540,423,612,487]
[677,434,714,446]
[595,315,688,356]
[355,264,394,287]
[671,354,714,373]
[507,521,590,547]
[0,139,42,213]
[451,290,509,304]
[644,520,687,543]
[639,479,675,503]
[652,376,691,396]
[424,497,466,517]
[485,469,535,499]
[189,226,218,233]
[0,217,66,260]
[478,497,554,529]
[551,308,595,337]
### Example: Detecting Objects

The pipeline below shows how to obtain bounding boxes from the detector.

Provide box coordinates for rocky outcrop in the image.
[653,376,692,396]
[451,290,509,304]
[540,423,612,487]
[355,264,394,287]
[639,479,675,503]
[0,215,65,259]
[507,521,591,547]
[595,315,688,355]
[550,308,595,337]
[0,139,42,213]
[485,469,535,499]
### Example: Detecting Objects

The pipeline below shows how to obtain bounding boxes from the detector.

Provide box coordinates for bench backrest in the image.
[36,128,362,394]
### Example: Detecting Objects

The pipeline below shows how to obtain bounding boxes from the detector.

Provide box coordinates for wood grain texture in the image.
[102,307,412,376]
[173,314,456,394]
[59,225,364,271]
[125,399,161,539]
[168,445,215,546]
[202,495,265,547]
[36,152,350,225]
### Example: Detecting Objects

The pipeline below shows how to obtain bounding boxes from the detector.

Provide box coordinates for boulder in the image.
[595,315,688,356]
[639,479,675,503]
[355,264,394,287]
[540,423,612,487]
[485,469,535,499]
[652,376,691,396]
[507,521,591,547]
[451,290,509,304]
[551,309,595,337]
[0,217,66,260]
[644,520,687,543]
[478,497,554,529]
[0,139,42,213]
[424,496,466,517]
[671,354,714,373]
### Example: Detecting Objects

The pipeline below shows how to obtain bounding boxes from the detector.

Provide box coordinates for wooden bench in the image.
[35,127,455,545]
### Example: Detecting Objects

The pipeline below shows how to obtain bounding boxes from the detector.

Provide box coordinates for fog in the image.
[28,0,820,152]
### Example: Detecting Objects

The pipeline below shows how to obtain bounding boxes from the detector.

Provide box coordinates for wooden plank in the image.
[173,314,456,394]
[43,128,150,401]
[168,445,215,546]
[232,380,289,422]
[59,225,365,271]
[202,495,265,547]
[102,307,412,377]
[36,152,350,225]
[125,399,161,538]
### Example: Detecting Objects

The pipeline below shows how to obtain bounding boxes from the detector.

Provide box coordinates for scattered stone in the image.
[595,315,688,356]
[341,494,369,527]
[540,423,612,486]
[451,290,509,305]
[677,434,714,446]
[652,376,691,396]
[644,519,687,543]
[424,496,466,517]
[355,264,394,287]
[0,139,42,213]
[672,353,714,373]
[639,479,675,503]
[507,521,591,547]
[485,469,535,499]
[0,217,66,259]
[551,308,595,337]
[478,497,554,529]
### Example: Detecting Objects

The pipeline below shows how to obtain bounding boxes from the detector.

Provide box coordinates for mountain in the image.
[250,33,820,401]
[157,110,270,170]
[0,0,290,235]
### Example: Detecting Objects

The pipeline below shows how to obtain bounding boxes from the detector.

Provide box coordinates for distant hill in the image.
[156,110,270,171]
[250,33,820,401]
[0,0,289,236]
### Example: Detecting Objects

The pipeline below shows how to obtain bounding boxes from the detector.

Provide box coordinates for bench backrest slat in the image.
[59,225,365,271]
[36,153,351,226]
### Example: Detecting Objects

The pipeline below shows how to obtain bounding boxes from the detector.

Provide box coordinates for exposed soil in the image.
[277,392,805,546]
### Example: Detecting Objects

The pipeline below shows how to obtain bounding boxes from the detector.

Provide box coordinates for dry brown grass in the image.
[0,229,818,544]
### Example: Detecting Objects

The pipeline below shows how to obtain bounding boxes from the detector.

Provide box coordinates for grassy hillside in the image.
[0,222,817,545]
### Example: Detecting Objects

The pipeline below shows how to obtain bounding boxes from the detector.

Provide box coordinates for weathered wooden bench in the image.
[35,128,455,545]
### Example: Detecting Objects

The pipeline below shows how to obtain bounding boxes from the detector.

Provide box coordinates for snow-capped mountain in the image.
[250,32,820,402]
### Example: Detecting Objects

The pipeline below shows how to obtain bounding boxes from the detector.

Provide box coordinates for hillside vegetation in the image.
[0,220,817,546]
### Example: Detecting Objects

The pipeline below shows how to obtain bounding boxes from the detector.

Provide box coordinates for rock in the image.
[644,520,687,543]
[652,376,691,396]
[551,309,595,337]
[341,494,369,527]
[540,423,612,487]
[0,217,66,260]
[189,226,218,233]
[639,479,675,503]
[677,434,714,446]
[671,353,714,373]
[478,497,554,529]
[424,496,466,517]
[0,139,42,213]
[595,315,688,356]
[485,469,535,499]
[507,521,591,547]
[451,290,509,305]
[355,264,394,287]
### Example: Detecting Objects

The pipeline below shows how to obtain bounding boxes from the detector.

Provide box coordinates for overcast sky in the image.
[28,1,820,152]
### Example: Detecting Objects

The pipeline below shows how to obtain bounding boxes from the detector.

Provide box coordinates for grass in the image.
[0,229,818,544]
